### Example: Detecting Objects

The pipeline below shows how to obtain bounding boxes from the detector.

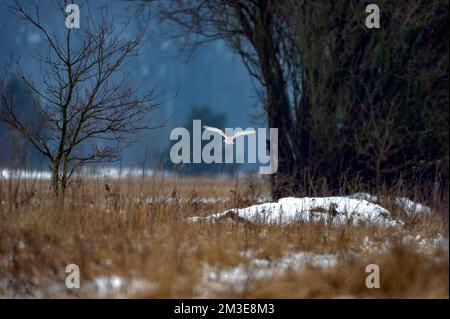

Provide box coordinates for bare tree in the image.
[0,1,161,197]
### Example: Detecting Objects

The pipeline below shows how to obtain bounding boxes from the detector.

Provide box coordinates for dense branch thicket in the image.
[290,0,448,191]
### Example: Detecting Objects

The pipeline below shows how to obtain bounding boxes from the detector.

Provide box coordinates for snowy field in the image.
[0,175,448,298]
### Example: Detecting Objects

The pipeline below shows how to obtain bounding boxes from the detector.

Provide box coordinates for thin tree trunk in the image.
[51,160,60,197]
[61,154,69,197]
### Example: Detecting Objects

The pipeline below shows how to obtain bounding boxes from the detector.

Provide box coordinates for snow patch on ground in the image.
[360,233,448,254]
[0,168,171,180]
[360,236,391,254]
[349,192,431,215]
[394,197,431,215]
[141,196,230,205]
[91,276,157,298]
[189,196,399,226]
[0,169,52,180]
[0,269,157,298]
[195,251,337,297]
[403,233,449,252]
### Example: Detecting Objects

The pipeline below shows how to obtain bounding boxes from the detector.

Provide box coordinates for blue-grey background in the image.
[0,0,262,172]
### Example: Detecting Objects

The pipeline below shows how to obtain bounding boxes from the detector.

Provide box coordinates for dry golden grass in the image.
[0,174,448,298]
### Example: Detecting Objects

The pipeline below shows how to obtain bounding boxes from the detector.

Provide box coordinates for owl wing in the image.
[203,126,227,138]
[231,129,256,140]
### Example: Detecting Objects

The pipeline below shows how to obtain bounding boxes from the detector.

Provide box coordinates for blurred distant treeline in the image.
[0,78,46,169]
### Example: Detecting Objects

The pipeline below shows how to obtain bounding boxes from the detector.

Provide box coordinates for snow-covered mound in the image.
[394,197,431,215]
[189,196,400,226]
[349,192,431,215]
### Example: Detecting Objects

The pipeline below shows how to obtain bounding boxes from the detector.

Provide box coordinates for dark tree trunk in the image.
[51,160,60,197]
[252,3,296,199]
